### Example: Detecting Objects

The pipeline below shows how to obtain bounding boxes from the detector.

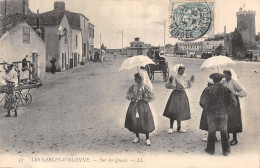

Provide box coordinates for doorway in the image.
[32,53,38,77]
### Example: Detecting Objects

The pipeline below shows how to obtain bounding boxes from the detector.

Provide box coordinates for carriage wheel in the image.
[163,67,169,82]
[22,93,32,106]
[145,65,153,80]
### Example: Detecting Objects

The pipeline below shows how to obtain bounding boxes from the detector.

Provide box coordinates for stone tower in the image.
[236,7,256,47]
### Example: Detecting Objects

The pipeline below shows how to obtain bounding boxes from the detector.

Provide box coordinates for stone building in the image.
[224,8,257,56]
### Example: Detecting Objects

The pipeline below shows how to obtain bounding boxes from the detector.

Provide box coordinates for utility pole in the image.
[122,30,123,57]
[100,34,102,61]
[164,19,166,49]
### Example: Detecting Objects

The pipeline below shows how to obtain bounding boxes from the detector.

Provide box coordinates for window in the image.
[76,35,78,48]
[23,26,30,43]
[63,28,67,44]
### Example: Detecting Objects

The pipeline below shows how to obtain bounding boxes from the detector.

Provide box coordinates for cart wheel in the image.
[145,65,153,80]
[22,93,32,106]
[163,67,169,82]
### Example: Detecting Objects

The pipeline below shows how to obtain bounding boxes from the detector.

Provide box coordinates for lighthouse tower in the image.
[236,7,256,47]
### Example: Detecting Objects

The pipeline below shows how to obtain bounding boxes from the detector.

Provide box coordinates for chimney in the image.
[22,0,29,15]
[224,26,227,49]
[35,9,42,37]
[54,1,65,10]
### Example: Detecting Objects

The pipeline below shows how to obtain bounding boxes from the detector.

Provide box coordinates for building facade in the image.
[0,20,46,79]
[71,27,82,67]
[175,40,224,57]
[88,23,94,59]
[127,37,149,57]
[175,41,203,57]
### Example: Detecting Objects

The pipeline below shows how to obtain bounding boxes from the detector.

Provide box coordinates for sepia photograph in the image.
[0,0,259,167]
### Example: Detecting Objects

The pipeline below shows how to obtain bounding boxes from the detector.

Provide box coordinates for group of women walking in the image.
[123,64,247,151]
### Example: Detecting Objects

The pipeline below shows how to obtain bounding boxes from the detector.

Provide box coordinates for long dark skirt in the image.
[163,90,191,121]
[51,65,56,73]
[227,96,242,133]
[125,100,155,134]
[199,110,208,131]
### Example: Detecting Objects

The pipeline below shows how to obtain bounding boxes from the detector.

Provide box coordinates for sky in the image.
[28,0,260,49]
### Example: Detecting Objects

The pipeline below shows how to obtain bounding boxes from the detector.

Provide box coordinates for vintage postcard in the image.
[0,0,259,167]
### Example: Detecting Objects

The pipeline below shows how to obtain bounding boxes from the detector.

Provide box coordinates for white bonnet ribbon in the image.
[207,77,214,84]
[139,70,153,91]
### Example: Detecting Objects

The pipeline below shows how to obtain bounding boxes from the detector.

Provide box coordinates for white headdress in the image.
[224,68,247,97]
[224,68,238,81]
[173,63,186,76]
[139,69,153,91]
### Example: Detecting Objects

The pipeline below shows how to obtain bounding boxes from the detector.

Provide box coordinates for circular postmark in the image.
[170,2,213,41]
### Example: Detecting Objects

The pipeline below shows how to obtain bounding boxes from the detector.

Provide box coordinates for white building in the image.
[0,14,46,79]
[71,27,82,67]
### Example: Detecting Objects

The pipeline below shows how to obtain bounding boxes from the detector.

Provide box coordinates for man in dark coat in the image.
[50,57,57,74]
[200,73,237,156]
[22,55,28,71]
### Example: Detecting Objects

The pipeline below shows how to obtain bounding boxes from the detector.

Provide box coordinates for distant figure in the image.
[155,50,159,58]
[154,55,166,65]
[93,51,97,62]
[114,52,117,59]
[50,57,57,74]
[94,51,100,62]
[246,52,253,62]
[89,51,92,61]
[22,55,28,71]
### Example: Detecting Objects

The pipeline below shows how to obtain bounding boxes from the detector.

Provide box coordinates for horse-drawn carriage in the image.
[144,57,169,82]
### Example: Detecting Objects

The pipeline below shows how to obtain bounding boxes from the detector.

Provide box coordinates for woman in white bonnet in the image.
[124,71,155,146]
[2,63,18,117]
[163,64,194,134]
[222,68,247,146]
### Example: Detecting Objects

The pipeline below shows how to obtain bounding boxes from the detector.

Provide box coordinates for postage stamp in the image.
[169,0,215,41]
